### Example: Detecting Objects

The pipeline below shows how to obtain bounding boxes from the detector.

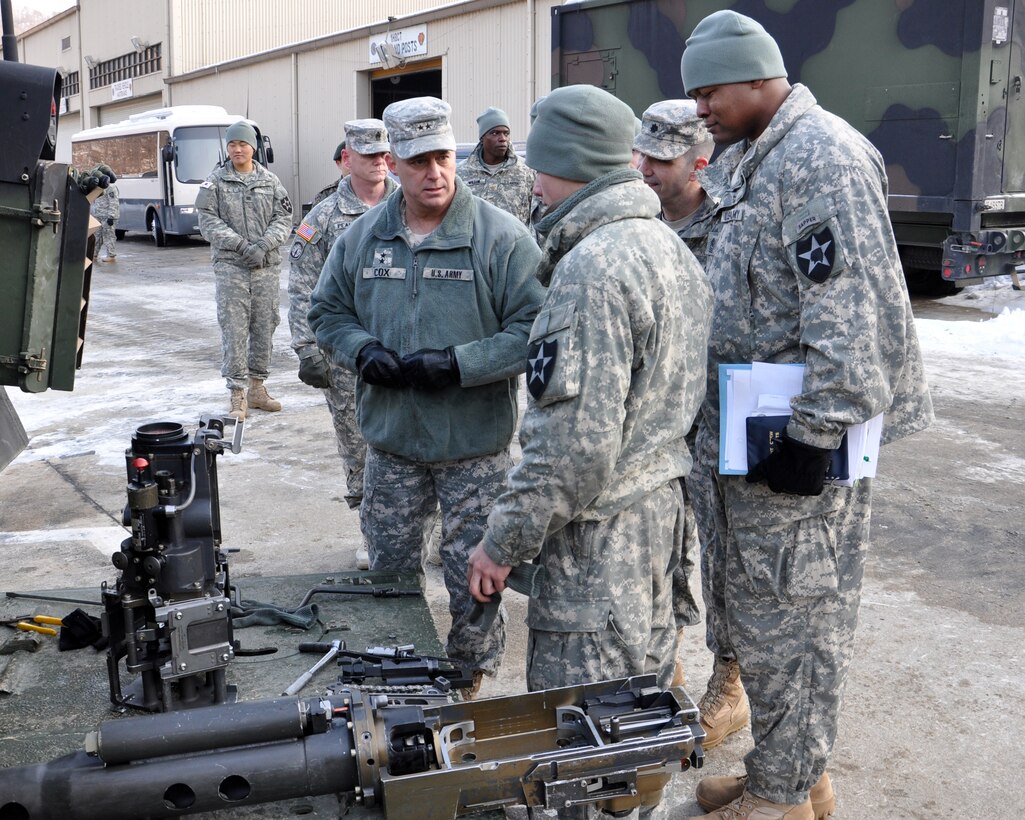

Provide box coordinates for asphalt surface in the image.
[2,234,1024,818]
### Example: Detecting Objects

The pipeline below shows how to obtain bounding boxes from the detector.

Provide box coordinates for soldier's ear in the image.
[693,157,709,172]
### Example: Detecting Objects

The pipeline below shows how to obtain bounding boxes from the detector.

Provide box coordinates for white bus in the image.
[71,105,274,246]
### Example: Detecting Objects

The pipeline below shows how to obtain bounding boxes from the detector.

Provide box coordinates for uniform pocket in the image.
[782,194,851,285]
[733,514,839,603]
[526,301,579,406]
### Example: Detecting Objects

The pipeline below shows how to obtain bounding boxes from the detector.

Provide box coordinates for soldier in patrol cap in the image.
[288,119,397,518]
[467,84,712,820]
[457,106,536,225]
[197,120,293,421]
[309,97,544,696]
[679,10,933,819]
[634,99,717,266]
[634,97,753,753]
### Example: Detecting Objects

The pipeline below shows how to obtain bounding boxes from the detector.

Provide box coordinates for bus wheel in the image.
[151,213,167,247]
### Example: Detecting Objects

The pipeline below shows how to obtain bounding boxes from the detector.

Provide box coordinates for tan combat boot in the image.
[671,627,687,688]
[688,789,813,819]
[247,378,281,412]
[696,774,835,820]
[698,657,749,749]
[228,388,247,421]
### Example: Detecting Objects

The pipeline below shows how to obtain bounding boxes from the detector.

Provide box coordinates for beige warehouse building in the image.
[18,0,565,210]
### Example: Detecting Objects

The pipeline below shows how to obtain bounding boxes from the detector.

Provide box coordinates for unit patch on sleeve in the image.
[526,339,557,400]
[795,227,836,284]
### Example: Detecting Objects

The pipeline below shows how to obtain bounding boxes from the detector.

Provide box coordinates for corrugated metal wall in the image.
[171,0,564,208]
[172,0,458,74]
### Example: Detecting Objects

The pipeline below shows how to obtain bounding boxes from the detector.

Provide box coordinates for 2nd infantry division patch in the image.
[796,227,836,284]
[527,339,556,400]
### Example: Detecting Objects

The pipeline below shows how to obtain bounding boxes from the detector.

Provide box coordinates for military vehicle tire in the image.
[115,229,126,240]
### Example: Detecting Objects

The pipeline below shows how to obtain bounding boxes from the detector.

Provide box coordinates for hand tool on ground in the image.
[0,614,63,636]
[281,639,343,696]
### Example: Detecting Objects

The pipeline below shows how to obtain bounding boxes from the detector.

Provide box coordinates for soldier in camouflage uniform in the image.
[198,121,293,421]
[633,100,717,268]
[634,98,750,746]
[91,179,120,262]
[309,98,544,690]
[288,120,397,511]
[456,107,536,225]
[679,12,933,819]
[467,86,712,820]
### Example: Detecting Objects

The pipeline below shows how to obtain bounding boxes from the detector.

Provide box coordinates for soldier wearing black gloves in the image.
[310,97,543,697]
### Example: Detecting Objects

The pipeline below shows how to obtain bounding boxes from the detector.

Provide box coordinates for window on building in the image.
[61,36,71,51]
[88,43,162,90]
[63,71,80,98]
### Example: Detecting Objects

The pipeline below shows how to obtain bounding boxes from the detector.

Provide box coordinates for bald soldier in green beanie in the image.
[681,10,932,820]
[468,84,713,816]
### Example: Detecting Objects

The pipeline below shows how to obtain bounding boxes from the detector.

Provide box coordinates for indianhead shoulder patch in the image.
[795,227,836,284]
[527,339,557,400]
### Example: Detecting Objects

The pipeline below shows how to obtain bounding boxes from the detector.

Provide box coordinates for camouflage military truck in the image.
[552,0,1025,289]
[1,33,95,470]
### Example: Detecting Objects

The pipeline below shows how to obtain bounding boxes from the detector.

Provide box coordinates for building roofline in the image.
[16,4,77,39]
[167,0,518,83]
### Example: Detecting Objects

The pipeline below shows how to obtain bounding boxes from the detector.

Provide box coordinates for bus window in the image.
[174,125,227,183]
[72,133,161,178]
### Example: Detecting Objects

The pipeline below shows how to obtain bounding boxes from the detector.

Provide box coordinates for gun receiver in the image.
[0,675,703,818]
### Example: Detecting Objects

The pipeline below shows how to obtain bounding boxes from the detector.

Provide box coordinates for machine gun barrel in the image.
[0,676,703,819]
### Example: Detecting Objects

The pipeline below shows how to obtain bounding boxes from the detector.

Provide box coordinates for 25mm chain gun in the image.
[0,675,703,819]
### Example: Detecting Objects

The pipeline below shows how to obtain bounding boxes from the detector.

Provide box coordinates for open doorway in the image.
[371,58,442,118]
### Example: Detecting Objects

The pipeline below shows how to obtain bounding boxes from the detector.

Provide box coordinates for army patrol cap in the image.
[681,10,787,96]
[383,97,457,160]
[225,121,258,151]
[344,119,389,155]
[633,100,710,160]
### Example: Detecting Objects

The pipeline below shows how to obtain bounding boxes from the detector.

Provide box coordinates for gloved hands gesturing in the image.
[402,347,460,390]
[745,430,833,496]
[297,351,330,389]
[356,341,406,388]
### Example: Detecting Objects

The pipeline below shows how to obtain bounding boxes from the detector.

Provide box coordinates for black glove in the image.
[73,163,118,195]
[746,430,834,496]
[356,341,406,387]
[58,608,108,652]
[240,242,266,268]
[298,352,330,389]
[402,347,460,390]
[106,217,115,226]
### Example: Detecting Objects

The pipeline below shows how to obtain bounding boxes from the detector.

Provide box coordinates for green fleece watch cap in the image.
[477,107,511,138]
[526,85,634,183]
[680,10,787,96]
[225,121,258,151]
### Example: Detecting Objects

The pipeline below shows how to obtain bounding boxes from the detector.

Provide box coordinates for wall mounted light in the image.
[84,55,97,68]
[130,36,149,53]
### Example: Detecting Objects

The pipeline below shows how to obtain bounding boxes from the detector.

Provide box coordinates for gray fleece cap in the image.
[526,85,634,183]
[680,10,787,96]
[225,121,258,151]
